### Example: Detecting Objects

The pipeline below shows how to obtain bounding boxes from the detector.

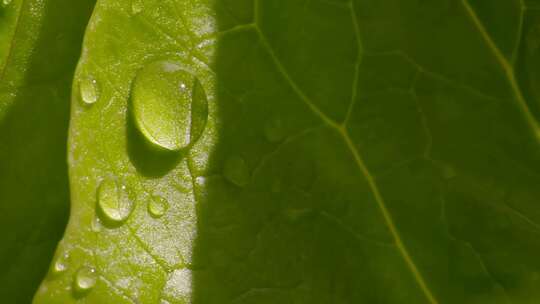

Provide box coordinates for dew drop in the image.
[53,260,67,274]
[148,196,169,218]
[52,253,69,275]
[194,176,208,199]
[223,156,250,187]
[91,216,103,232]
[131,0,143,14]
[195,176,206,187]
[264,117,285,143]
[79,76,100,105]
[97,179,133,224]
[74,266,97,293]
[131,60,208,151]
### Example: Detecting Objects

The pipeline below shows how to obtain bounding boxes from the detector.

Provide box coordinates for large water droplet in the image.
[264,117,285,143]
[131,0,143,14]
[79,76,100,105]
[131,60,208,151]
[97,179,133,224]
[74,266,97,293]
[52,253,69,275]
[148,196,169,218]
[223,156,250,187]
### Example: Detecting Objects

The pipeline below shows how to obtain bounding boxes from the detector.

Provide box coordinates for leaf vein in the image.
[462,0,540,143]
[343,0,363,127]
[253,11,439,303]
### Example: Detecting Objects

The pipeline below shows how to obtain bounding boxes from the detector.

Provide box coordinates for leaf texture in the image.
[0,0,95,302]
[36,0,540,303]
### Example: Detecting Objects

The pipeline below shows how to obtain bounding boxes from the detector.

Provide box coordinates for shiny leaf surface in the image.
[36,0,540,303]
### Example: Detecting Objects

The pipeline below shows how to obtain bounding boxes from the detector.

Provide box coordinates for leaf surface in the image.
[36,0,540,303]
[0,0,95,302]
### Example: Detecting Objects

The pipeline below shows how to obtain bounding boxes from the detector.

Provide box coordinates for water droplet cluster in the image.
[67,59,212,298]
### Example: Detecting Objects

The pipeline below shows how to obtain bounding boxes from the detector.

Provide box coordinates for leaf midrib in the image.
[252,1,440,303]
[461,0,540,143]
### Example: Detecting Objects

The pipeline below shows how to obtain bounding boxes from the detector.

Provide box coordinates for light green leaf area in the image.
[36,0,540,303]
[0,0,20,80]
[0,0,94,302]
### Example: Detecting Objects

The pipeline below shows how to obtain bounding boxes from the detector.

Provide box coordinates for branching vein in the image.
[252,2,439,301]
[462,0,540,143]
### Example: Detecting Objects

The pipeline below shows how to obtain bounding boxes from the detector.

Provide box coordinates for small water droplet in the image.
[148,196,169,218]
[97,179,134,224]
[264,117,285,143]
[223,156,250,187]
[194,176,208,199]
[91,216,103,232]
[131,60,208,151]
[74,266,97,293]
[52,253,69,275]
[131,0,143,14]
[79,76,100,105]
[195,176,206,187]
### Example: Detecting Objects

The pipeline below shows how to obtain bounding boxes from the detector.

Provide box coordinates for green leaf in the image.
[0,0,95,302]
[36,0,540,303]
